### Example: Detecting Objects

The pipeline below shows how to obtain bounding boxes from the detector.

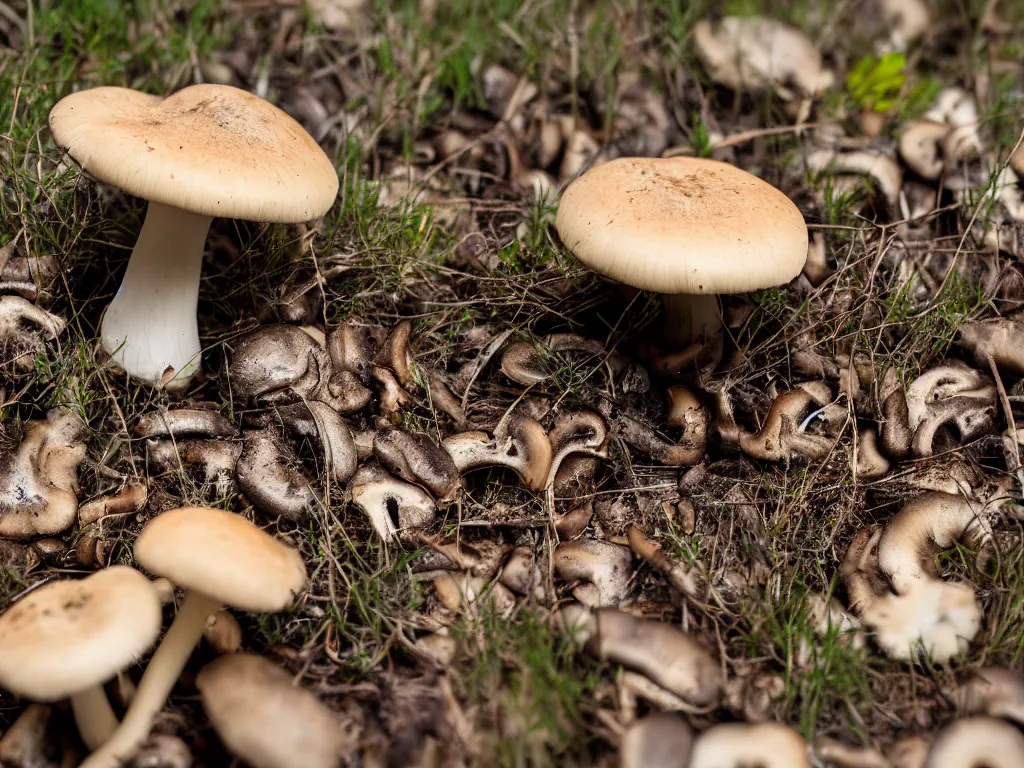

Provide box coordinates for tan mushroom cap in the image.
[49,84,338,222]
[135,507,307,613]
[196,653,344,768]
[925,716,1024,767]
[0,566,161,700]
[555,156,807,295]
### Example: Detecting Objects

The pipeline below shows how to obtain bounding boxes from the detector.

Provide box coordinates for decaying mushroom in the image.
[856,428,890,479]
[924,87,983,163]
[79,482,147,526]
[147,439,242,495]
[498,546,540,597]
[325,323,374,413]
[256,401,358,485]
[807,149,903,207]
[373,320,413,385]
[443,412,552,491]
[500,334,615,387]
[135,409,238,440]
[958,316,1024,376]
[373,428,460,500]
[841,527,980,661]
[899,120,950,181]
[0,409,87,539]
[0,295,66,368]
[600,394,707,467]
[349,464,436,540]
[619,713,693,768]
[924,716,1024,767]
[689,723,810,768]
[738,382,839,463]
[692,16,833,99]
[877,492,992,595]
[431,572,515,620]
[811,737,888,768]
[229,325,343,411]
[882,363,996,459]
[560,604,722,709]
[953,667,1024,725]
[553,538,632,607]
[546,410,608,487]
[236,430,315,521]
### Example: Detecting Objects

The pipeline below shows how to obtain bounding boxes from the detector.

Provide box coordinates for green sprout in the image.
[846,52,906,113]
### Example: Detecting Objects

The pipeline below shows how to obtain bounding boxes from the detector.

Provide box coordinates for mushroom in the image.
[432,572,515,620]
[953,667,1024,725]
[129,734,193,768]
[79,482,148,526]
[0,295,65,368]
[500,334,613,387]
[898,120,950,180]
[134,409,238,440]
[807,149,903,207]
[48,85,337,388]
[371,366,413,414]
[904,363,996,457]
[738,382,838,463]
[373,320,413,385]
[689,723,810,768]
[855,428,890,479]
[146,438,241,495]
[553,538,632,607]
[259,401,358,485]
[692,16,834,98]
[545,410,608,487]
[841,527,980,661]
[812,738,889,768]
[373,428,460,500]
[555,157,807,346]
[923,87,983,163]
[235,430,314,521]
[0,566,162,749]
[443,412,552,491]
[877,492,992,595]
[498,546,539,597]
[0,705,62,768]
[879,0,929,50]
[229,325,341,409]
[560,604,722,708]
[619,712,693,768]
[323,323,374,413]
[196,653,344,768]
[958,316,1024,376]
[0,409,87,539]
[81,507,307,768]
[349,463,436,540]
[600,399,705,467]
[924,716,1024,767]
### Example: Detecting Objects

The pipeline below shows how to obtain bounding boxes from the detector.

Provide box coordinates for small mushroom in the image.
[812,738,888,768]
[0,705,62,768]
[373,320,413,385]
[560,604,722,708]
[692,16,833,98]
[197,653,344,768]
[79,482,148,526]
[236,430,314,521]
[923,87,983,163]
[545,410,608,487]
[954,667,1024,726]
[601,400,704,467]
[689,723,810,768]
[553,538,632,607]
[898,120,950,181]
[373,428,460,500]
[0,295,66,368]
[134,409,238,439]
[0,566,162,750]
[958,316,1024,376]
[146,439,241,495]
[739,382,837,463]
[265,401,358,485]
[807,149,903,207]
[841,527,980,662]
[128,734,192,768]
[619,713,693,768]
[82,508,307,768]
[855,428,890,479]
[204,610,243,655]
[889,735,932,768]
[924,716,1024,767]
[879,0,929,50]
[0,409,87,539]
[371,366,413,414]
[432,572,515,619]
[877,492,992,595]
[498,546,539,596]
[229,325,341,410]
[904,363,995,457]
[500,334,612,387]
[443,412,552,491]
[349,464,436,540]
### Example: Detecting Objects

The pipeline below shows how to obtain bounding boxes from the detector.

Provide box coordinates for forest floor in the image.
[2,0,1024,766]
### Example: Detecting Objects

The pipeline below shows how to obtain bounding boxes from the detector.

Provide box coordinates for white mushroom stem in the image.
[662,294,721,346]
[100,202,213,387]
[70,686,120,750]
[80,591,221,768]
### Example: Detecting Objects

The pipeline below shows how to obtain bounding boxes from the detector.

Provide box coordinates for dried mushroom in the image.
[350,464,436,540]
[443,412,552,491]
[235,430,314,521]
